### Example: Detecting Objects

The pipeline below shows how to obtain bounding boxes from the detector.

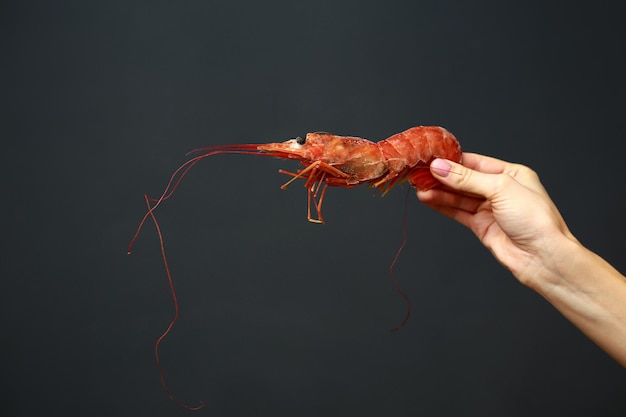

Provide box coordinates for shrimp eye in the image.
[296,136,306,145]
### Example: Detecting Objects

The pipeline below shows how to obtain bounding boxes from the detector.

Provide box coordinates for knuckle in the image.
[512,163,538,181]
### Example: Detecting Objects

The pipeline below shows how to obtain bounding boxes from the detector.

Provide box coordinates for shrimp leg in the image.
[278,161,352,223]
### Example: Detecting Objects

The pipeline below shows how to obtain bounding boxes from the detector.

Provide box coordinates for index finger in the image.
[461,153,512,174]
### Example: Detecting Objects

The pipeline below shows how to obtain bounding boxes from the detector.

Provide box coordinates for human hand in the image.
[417,153,577,288]
[418,153,626,367]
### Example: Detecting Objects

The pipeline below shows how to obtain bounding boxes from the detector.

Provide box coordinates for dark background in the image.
[2,1,625,416]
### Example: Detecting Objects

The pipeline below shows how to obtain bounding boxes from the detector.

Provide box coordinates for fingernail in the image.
[431,158,451,177]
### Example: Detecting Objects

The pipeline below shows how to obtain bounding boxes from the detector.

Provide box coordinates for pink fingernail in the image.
[431,159,451,177]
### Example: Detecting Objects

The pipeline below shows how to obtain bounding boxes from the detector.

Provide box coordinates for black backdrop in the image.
[2,1,625,416]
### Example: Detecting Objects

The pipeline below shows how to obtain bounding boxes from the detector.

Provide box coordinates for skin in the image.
[417,153,626,367]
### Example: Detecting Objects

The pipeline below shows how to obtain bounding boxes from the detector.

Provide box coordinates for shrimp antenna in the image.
[389,187,411,332]
[143,194,206,411]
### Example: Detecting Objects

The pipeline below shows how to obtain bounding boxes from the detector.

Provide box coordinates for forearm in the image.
[529,236,626,367]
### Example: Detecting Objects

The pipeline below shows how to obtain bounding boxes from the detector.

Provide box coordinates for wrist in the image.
[521,232,626,367]
[521,233,584,294]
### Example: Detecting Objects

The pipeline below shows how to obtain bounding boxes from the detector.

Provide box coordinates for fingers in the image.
[417,187,484,214]
[430,158,505,200]
[460,153,547,196]
[417,188,482,230]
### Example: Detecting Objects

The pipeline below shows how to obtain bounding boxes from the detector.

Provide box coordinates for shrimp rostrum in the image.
[138,126,462,226]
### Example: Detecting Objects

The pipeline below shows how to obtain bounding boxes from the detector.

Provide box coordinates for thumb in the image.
[430,158,498,199]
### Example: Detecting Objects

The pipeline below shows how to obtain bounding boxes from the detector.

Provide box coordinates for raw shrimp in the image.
[128,126,462,410]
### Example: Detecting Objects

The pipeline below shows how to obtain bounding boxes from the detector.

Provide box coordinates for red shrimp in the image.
[128,126,461,410]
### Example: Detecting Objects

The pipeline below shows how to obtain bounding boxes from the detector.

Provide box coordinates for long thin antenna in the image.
[143,193,206,411]
[389,187,411,333]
